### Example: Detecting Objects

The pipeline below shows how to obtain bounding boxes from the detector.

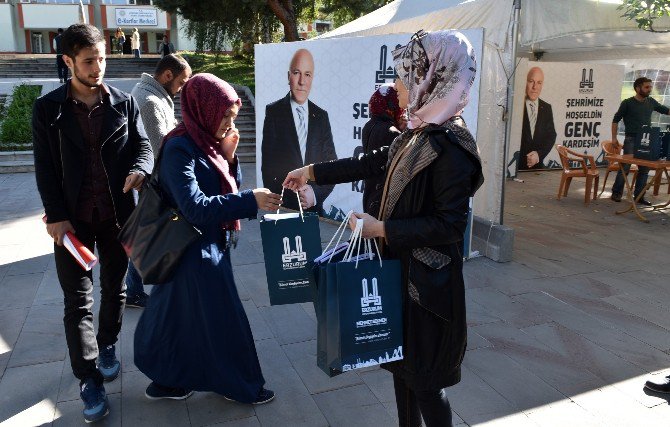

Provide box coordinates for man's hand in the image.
[253,188,282,211]
[348,212,385,239]
[526,151,540,168]
[283,166,310,191]
[221,126,240,161]
[46,220,75,246]
[123,172,145,193]
[298,184,316,209]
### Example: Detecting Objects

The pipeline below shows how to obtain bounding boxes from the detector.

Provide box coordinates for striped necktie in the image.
[296,105,307,162]
[528,102,537,138]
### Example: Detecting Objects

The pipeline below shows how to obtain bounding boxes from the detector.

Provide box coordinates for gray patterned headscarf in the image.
[392,30,477,130]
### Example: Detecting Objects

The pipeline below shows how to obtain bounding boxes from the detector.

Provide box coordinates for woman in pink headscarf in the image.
[134,73,280,404]
[284,31,484,426]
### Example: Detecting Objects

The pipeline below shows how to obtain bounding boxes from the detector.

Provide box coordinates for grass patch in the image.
[185,52,255,94]
[0,84,42,150]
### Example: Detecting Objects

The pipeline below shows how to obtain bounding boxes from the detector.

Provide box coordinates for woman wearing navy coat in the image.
[134,73,281,404]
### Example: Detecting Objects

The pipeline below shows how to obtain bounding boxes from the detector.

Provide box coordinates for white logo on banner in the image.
[361,278,382,314]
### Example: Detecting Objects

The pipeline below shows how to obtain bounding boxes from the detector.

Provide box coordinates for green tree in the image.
[320,0,393,27]
[619,0,670,32]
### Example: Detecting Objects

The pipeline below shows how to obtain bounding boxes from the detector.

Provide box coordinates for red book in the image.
[42,215,98,271]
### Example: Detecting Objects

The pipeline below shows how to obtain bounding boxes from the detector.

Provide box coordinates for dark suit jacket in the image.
[261,93,337,212]
[519,98,556,170]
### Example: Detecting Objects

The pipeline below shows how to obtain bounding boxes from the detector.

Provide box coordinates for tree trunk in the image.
[267,0,299,42]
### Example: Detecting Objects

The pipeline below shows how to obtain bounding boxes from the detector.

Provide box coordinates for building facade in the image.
[0,0,196,54]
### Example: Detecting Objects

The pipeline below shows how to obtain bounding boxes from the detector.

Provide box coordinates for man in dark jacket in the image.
[261,48,337,214]
[33,24,153,423]
[519,66,557,170]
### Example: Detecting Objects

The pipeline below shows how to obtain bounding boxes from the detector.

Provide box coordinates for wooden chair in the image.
[599,140,637,197]
[555,145,599,204]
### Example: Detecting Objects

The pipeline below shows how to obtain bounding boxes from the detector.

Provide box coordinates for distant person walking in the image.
[131,28,141,58]
[52,28,68,83]
[115,28,125,55]
[159,35,175,58]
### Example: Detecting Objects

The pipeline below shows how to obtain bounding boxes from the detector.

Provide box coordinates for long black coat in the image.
[361,115,400,217]
[33,83,154,227]
[313,125,481,390]
[519,98,556,170]
[261,93,337,212]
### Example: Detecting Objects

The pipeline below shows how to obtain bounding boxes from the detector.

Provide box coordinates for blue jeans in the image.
[611,135,649,198]
[125,260,144,298]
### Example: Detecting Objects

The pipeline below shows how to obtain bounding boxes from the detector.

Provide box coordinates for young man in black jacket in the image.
[33,24,153,423]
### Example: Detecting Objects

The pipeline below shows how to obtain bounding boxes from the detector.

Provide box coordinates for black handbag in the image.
[118,151,201,284]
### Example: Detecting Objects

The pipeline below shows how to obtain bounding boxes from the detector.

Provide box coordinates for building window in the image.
[103,0,152,4]
[20,0,92,3]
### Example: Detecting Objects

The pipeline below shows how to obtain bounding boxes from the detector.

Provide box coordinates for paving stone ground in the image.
[1,161,670,426]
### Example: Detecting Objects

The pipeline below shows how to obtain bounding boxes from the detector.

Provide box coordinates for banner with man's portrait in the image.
[255,30,484,220]
[508,60,624,177]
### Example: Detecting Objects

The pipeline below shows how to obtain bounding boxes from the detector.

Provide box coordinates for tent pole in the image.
[500,0,521,225]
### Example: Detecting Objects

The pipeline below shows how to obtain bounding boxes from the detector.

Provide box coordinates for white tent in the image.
[317,0,670,224]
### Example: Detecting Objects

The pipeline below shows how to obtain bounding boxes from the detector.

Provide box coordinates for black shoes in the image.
[610,193,622,202]
[637,197,653,206]
[145,382,194,400]
[644,376,670,394]
[223,388,275,405]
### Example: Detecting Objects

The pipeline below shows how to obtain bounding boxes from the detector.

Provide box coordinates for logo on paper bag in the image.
[281,236,307,269]
[579,68,594,93]
[640,132,651,148]
[361,278,383,314]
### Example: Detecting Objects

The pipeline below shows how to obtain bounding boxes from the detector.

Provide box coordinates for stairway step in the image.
[0,161,35,173]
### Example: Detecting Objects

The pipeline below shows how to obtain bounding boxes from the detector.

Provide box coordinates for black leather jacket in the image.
[33,83,154,227]
[313,125,482,390]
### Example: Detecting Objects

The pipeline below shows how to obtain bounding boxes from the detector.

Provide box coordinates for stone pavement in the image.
[0,166,669,426]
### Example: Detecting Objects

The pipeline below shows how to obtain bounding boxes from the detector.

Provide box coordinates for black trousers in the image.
[394,375,453,427]
[54,217,127,384]
[56,55,68,80]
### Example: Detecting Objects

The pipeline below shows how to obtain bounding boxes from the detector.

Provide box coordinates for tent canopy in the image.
[317,0,670,223]
[319,0,670,59]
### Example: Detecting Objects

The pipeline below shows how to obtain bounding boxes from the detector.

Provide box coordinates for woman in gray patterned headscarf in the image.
[284,30,484,427]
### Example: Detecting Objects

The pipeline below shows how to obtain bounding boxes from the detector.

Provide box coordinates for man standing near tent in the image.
[519,66,557,170]
[609,77,669,206]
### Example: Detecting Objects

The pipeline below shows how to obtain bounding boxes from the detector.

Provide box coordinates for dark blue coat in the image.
[134,136,265,402]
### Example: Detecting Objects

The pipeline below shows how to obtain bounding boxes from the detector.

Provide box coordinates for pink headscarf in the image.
[392,30,477,130]
[164,73,243,231]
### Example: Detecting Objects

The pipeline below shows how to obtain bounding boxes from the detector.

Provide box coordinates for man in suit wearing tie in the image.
[519,66,557,170]
[261,48,337,213]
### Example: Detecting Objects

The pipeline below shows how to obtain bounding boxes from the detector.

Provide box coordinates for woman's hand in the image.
[348,212,386,239]
[253,188,282,211]
[298,185,316,209]
[283,166,310,191]
[221,127,240,161]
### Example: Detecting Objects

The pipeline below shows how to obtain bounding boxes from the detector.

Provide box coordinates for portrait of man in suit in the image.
[261,48,337,213]
[519,66,557,170]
